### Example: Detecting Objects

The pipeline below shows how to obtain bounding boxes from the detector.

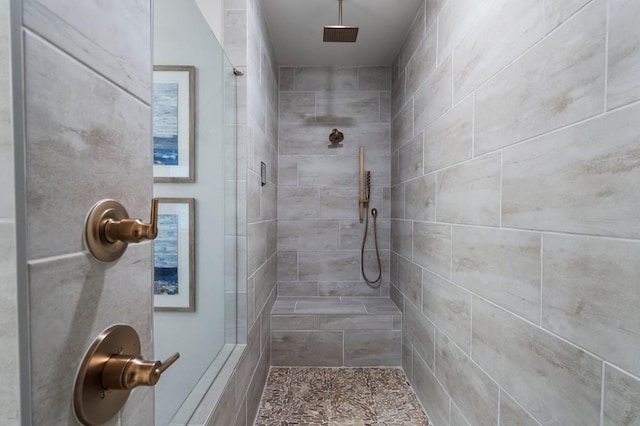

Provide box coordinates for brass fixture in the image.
[323,0,359,42]
[85,199,159,262]
[233,68,244,76]
[74,324,180,425]
[328,128,344,148]
[359,146,369,221]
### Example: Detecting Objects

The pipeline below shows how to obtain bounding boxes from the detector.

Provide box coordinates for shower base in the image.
[254,367,430,425]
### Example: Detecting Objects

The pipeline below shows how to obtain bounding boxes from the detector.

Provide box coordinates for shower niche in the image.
[152,0,242,424]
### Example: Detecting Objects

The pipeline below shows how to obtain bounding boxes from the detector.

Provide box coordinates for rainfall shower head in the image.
[323,0,359,42]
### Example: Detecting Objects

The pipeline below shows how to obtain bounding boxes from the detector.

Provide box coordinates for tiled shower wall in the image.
[277,66,392,298]
[0,0,19,423]
[390,0,640,424]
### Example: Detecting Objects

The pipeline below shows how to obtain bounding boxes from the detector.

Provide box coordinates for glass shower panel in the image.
[153,0,238,424]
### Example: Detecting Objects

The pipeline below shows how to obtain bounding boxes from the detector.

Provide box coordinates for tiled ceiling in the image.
[262,0,424,66]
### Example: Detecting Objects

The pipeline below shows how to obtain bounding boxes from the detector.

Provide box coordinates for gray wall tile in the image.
[405,174,436,222]
[316,91,380,123]
[271,315,319,331]
[277,187,319,219]
[413,222,451,278]
[472,297,602,425]
[391,184,405,219]
[358,66,390,91]
[436,153,501,226]
[319,314,395,330]
[277,282,318,297]
[294,66,358,91]
[279,67,294,91]
[603,365,640,426]
[450,401,471,426]
[344,330,401,366]
[278,219,340,251]
[277,251,297,281]
[500,391,541,426]
[436,0,491,64]
[271,331,343,366]
[392,219,413,259]
[542,234,640,377]
[397,1,426,71]
[397,255,422,307]
[404,299,435,369]
[414,57,453,133]
[279,123,342,155]
[391,71,406,119]
[452,0,544,102]
[502,103,640,238]
[474,0,606,154]
[435,331,499,426]
[318,281,381,297]
[340,219,390,251]
[399,133,424,183]
[423,271,471,353]
[279,92,315,122]
[423,95,473,174]
[412,349,450,426]
[298,250,360,281]
[607,0,640,110]
[544,0,591,33]
[392,100,414,151]
[452,226,541,323]
[405,25,437,97]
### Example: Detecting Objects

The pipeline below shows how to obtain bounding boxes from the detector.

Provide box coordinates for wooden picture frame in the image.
[153,198,195,312]
[152,65,195,183]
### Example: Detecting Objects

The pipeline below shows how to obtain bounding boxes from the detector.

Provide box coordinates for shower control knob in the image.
[101,352,180,390]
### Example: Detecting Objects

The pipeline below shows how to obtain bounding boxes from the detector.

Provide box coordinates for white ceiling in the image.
[262,0,424,66]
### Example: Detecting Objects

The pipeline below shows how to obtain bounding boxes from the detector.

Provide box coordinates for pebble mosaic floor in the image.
[254,367,431,426]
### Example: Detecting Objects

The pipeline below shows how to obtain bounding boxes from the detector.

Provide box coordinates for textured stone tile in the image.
[277,250,297,282]
[402,335,412,380]
[24,34,150,260]
[544,0,591,33]
[344,330,401,366]
[296,299,366,315]
[247,170,261,223]
[277,187,319,219]
[271,298,297,314]
[278,219,340,251]
[297,155,389,188]
[334,123,391,157]
[277,282,318,297]
[423,95,472,174]
[392,100,414,151]
[412,222,451,278]
[294,66,358,91]
[405,25,437,97]
[411,351,448,425]
[391,184,405,219]
[279,91,315,122]
[500,391,540,426]
[423,271,471,353]
[224,9,247,67]
[271,315,319,331]
[397,255,422,308]
[23,0,151,101]
[435,331,499,426]
[607,0,640,110]
[391,71,406,120]
[0,224,18,426]
[358,66,390,91]
[449,401,471,426]
[255,256,277,314]
[298,250,360,281]
[397,1,426,71]
[474,0,606,154]
[319,187,360,220]
[271,331,343,366]
[472,297,602,425]
[316,91,380,124]
[452,226,541,323]
[405,174,436,222]
[392,219,413,260]
[360,297,401,315]
[399,133,424,183]
[279,122,341,155]
[414,58,452,133]
[404,300,435,369]
[543,234,640,377]
[604,365,640,426]
[436,153,501,226]
[502,103,640,238]
[380,92,391,122]
[453,0,544,102]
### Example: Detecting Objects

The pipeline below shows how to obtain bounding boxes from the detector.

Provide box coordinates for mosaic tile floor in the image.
[254,367,431,426]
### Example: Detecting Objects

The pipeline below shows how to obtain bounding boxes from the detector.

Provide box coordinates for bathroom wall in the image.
[195,0,279,424]
[0,0,19,424]
[12,1,154,424]
[276,66,391,298]
[391,0,640,424]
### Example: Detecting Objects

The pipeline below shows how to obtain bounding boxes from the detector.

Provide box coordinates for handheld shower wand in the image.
[359,147,382,287]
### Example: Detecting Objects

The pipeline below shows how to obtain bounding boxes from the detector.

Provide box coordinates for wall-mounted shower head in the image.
[323,0,359,42]
[329,128,344,144]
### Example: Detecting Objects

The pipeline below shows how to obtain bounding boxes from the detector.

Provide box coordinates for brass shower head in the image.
[323,0,359,42]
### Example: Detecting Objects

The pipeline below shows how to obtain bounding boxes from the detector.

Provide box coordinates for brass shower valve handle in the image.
[102,198,158,244]
[101,352,180,390]
[85,198,159,262]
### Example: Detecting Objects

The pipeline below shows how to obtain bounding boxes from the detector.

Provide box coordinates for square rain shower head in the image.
[323,25,359,42]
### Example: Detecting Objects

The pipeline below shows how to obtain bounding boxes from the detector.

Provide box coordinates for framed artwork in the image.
[152,65,195,183]
[153,198,195,312]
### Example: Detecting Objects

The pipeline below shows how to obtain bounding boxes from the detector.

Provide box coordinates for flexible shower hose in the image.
[361,206,382,288]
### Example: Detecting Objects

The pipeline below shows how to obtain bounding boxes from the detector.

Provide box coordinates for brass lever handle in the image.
[101,351,180,390]
[85,198,159,262]
[103,198,158,243]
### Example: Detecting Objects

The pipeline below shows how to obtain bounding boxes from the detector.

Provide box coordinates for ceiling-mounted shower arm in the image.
[338,0,343,26]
